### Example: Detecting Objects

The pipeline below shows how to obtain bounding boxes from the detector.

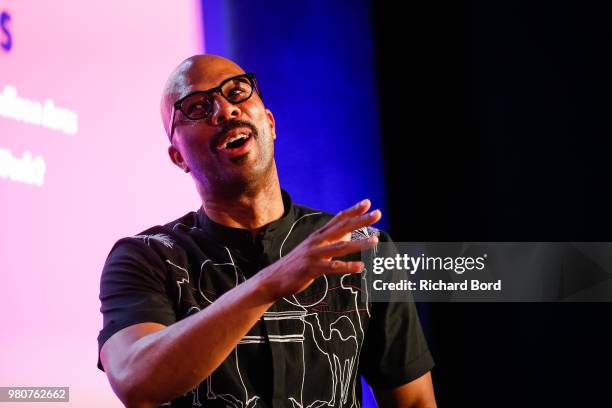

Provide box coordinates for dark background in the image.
[373,0,612,406]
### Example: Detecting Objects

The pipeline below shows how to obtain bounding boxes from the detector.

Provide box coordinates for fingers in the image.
[313,199,382,244]
[337,198,372,220]
[313,259,365,275]
[315,199,371,236]
[313,235,379,258]
[319,209,382,243]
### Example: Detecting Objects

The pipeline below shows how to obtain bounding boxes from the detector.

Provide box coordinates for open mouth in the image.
[215,127,255,158]
[224,133,251,149]
[217,129,252,150]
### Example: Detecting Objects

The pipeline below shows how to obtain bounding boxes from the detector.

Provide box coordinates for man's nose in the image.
[209,94,242,125]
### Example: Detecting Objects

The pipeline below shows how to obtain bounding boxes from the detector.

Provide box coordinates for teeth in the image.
[224,133,249,148]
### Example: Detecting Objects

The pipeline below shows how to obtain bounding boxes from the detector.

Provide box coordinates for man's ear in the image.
[266,109,276,140]
[168,144,190,173]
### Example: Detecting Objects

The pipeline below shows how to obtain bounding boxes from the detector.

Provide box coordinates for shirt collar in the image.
[197,189,297,248]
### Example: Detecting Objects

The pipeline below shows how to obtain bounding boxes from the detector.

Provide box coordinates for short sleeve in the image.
[97,238,177,371]
[359,231,434,390]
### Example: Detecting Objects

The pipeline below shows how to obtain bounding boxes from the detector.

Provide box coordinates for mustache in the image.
[212,120,259,149]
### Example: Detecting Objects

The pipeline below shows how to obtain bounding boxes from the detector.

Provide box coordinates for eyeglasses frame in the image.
[168,72,262,142]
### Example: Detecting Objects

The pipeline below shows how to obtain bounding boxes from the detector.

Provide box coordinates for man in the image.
[97,55,436,408]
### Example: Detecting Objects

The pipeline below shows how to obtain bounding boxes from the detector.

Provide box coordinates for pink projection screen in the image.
[1,2,202,406]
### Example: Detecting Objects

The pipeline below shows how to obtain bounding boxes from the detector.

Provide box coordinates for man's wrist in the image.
[244,265,280,305]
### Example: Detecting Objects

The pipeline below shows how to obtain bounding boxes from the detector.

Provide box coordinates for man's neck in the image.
[200,179,285,238]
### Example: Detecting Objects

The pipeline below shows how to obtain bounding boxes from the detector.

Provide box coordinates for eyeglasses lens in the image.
[221,77,254,104]
[180,94,212,120]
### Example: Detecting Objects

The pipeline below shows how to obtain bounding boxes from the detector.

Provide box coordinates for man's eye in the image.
[228,87,246,98]
[186,102,207,116]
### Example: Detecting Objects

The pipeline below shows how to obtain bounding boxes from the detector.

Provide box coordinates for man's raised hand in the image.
[258,199,381,300]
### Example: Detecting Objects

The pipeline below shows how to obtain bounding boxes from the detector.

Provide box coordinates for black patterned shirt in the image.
[97,190,434,407]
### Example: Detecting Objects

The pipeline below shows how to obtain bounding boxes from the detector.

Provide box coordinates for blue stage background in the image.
[201,0,388,227]
[201,1,386,405]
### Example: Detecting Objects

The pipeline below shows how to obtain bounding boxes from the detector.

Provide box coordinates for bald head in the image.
[160,54,246,138]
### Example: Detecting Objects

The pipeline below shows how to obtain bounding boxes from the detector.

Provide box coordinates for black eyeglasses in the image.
[168,72,261,142]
